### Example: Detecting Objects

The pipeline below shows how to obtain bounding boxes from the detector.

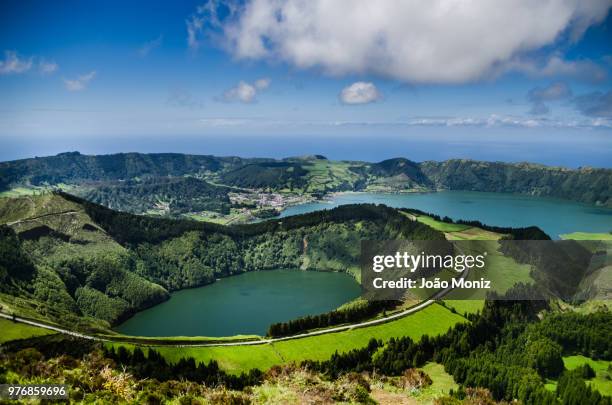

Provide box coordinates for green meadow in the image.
[0,318,56,344]
[111,303,465,373]
[561,232,612,240]
[414,362,459,401]
[563,355,612,397]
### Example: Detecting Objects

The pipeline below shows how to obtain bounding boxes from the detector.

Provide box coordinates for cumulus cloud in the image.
[63,71,96,91]
[221,78,271,103]
[138,35,163,56]
[339,82,381,105]
[38,59,58,74]
[527,82,572,115]
[573,91,612,118]
[0,50,33,74]
[201,0,611,83]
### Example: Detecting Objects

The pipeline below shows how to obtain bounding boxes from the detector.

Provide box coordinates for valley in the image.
[0,152,610,404]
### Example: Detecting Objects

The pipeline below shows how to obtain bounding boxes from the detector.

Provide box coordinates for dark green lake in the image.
[117,190,611,337]
[115,270,360,337]
[281,191,612,239]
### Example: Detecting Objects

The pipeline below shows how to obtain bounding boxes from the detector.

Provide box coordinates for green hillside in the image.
[1,152,610,209]
[0,192,442,331]
[74,176,233,216]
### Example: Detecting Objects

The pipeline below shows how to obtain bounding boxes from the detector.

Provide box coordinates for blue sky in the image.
[1,0,612,166]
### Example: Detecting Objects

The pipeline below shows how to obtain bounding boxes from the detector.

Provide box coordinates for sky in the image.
[1,0,612,167]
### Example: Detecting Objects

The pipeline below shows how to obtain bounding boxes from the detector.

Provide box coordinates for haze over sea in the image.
[2,131,611,169]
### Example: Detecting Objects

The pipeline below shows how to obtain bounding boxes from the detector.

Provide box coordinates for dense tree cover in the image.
[3,230,170,324]
[351,158,432,188]
[267,300,401,337]
[131,203,442,290]
[104,346,263,390]
[0,225,36,284]
[0,151,251,190]
[303,292,611,404]
[1,335,378,404]
[1,194,444,326]
[62,192,442,245]
[76,177,232,215]
[3,152,610,206]
[219,161,309,190]
[557,367,611,405]
[498,239,599,301]
[420,159,612,207]
[535,312,612,359]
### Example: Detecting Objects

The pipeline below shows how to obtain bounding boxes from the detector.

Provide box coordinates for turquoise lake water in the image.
[281,191,612,239]
[117,190,611,336]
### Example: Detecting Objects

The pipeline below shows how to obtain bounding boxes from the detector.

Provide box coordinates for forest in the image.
[303,289,611,404]
[2,292,609,403]
[0,193,443,328]
[1,152,610,207]
[75,176,233,216]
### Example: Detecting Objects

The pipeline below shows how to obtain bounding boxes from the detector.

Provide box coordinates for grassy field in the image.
[561,232,612,240]
[0,318,56,344]
[414,362,459,401]
[563,355,612,397]
[0,184,76,199]
[445,227,503,241]
[111,304,465,374]
[442,300,485,316]
[302,160,361,193]
[415,216,471,233]
[413,214,502,240]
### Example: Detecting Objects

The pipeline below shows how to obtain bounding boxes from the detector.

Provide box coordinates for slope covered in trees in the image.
[75,177,233,215]
[304,292,612,404]
[219,161,309,190]
[0,192,442,330]
[1,152,610,207]
[420,159,612,206]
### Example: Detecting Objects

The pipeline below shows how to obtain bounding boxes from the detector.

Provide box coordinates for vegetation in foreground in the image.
[1,297,610,404]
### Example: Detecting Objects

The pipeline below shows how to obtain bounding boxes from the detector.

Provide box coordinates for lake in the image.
[115,269,360,337]
[117,190,611,337]
[281,191,612,239]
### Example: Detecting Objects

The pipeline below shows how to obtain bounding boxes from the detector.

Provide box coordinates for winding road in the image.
[0,267,465,348]
[0,299,436,347]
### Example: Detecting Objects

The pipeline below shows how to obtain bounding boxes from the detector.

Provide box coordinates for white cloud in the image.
[254,77,271,89]
[206,0,611,83]
[339,82,381,105]
[332,114,612,129]
[63,71,96,91]
[38,59,58,74]
[194,114,612,130]
[221,78,271,103]
[187,16,205,50]
[0,50,33,74]
[138,35,163,56]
